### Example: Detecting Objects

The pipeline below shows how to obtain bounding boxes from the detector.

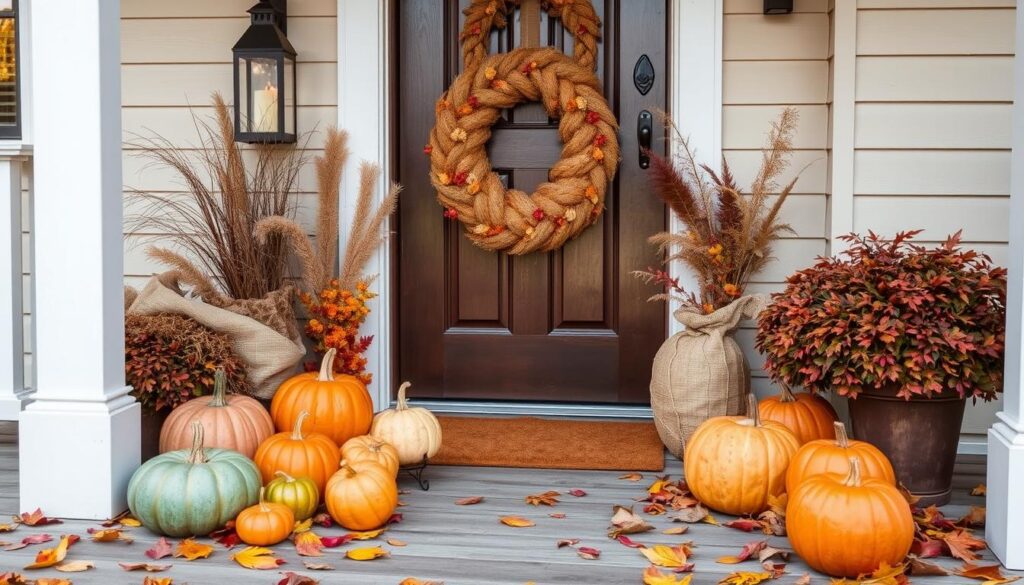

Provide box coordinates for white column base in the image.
[0,391,31,420]
[987,415,1024,570]
[19,390,140,519]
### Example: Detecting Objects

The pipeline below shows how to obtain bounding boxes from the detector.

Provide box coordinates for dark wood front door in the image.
[394,0,667,404]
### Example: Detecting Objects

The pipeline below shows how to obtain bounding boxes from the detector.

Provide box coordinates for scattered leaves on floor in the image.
[761,561,786,578]
[548,513,566,519]
[643,567,693,585]
[954,561,1021,583]
[576,546,600,560]
[54,559,95,572]
[399,579,444,585]
[387,513,404,525]
[142,577,173,585]
[145,537,173,560]
[639,543,692,569]
[830,561,907,585]
[644,503,666,516]
[294,531,324,557]
[23,534,73,569]
[905,556,949,576]
[717,539,768,564]
[292,518,313,535]
[619,473,643,481]
[231,546,286,569]
[119,561,172,572]
[455,496,483,506]
[387,538,407,547]
[525,491,561,506]
[616,535,645,548]
[0,573,26,585]
[209,521,241,549]
[723,519,762,533]
[941,528,987,561]
[608,505,654,538]
[500,516,535,528]
[4,533,52,551]
[88,527,133,543]
[971,484,987,496]
[15,509,61,527]
[556,539,579,548]
[718,571,772,585]
[345,546,389,561]
[669,505,710,524]
[277,571,319,585]
[0,524,16,533]
[311,513,333,527]
[320,535,352,548]
[663,526,688,535]
[35,579,72,585]
[568,489,587,497]
[793,574,811,585]
[958,506,986,528]
[175,538,214,561]
[302,561,335,570]
[347,528,385,540]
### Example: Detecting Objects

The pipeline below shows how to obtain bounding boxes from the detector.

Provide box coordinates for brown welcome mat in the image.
[430,416,665,471]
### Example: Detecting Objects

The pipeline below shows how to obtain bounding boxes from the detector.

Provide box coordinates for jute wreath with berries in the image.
[426,0,619,255]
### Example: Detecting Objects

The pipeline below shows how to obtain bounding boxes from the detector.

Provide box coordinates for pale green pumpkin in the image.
[128,421,260,537]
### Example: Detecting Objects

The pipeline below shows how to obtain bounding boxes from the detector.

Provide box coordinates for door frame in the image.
[338,0,724,414]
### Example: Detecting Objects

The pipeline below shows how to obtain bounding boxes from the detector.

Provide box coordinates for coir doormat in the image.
[430,416,665,471]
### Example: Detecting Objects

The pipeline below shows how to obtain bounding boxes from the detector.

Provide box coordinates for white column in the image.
[0,152,26,419]
[987,0,1024,570]
[18,0,139,519]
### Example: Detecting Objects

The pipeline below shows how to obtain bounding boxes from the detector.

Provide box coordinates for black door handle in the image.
[638,110,653,169]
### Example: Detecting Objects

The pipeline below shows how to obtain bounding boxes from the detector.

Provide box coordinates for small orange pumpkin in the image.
[159,368,275,458]
[758,385,838,444]
[787,456,914,577]
[341,435,400,477]
[235,487,295,546]
[254,410,340,493]
[271,348,374,446]
[684,394,800,516]
[786,421,896,495]
[324,459,398,531]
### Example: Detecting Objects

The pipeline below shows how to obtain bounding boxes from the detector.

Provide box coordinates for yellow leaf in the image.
[718,572,773,585]
[648,479,669,494]
[619,473,643,481]
[90,528,132,543]
[55,560,95,572]
[292,518,313,534]
[644,567,693,585]
[703,514,720,526]
[398,579,443,585]
[500,516,535,528]
[24,534,71,569]
[347,528,385,540]
[33,580,71,585]
[346,546,389,561]
[717,556,744,564]
[971,484,987,496]
[0,524,16,533]
[663,526,688,535]
[230,546,285,570]
[143,578,174,585]
[175,538,213,561]
[294,531,323,557]
[120,516,143,527]
[387,538,407,547]
[640,544,691,568]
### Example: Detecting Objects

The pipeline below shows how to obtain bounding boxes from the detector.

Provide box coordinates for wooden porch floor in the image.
[0,421,1014,584]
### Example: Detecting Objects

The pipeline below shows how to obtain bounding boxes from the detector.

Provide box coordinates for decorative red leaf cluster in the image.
[756,231,1006,400]
[125,313,248,412]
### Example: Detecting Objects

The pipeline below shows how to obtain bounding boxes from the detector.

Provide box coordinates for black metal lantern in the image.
[233,0,296,143]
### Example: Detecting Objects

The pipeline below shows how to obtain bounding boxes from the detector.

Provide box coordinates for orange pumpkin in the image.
[159,369,275,459]
[254,411,340,493]
[235,487,295,546]
[341,435,400,477]
[787,456,914,577]
[786,421,896,495]
[271,348,374,446]
[684,394,800,515]
[758,385,838,444]
[324,459,398,531]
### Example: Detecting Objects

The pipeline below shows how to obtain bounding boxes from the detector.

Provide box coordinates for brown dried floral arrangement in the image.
[633,108,801,313]
[126,93,308,301]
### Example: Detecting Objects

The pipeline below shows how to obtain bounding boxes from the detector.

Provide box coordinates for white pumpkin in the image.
[371,382,442,465]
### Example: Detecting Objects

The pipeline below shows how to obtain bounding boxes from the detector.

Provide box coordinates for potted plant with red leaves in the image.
[633,108,801,456]
[755,230,1006,505]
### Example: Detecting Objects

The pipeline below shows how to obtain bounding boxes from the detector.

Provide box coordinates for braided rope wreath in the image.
[426,0,619,255]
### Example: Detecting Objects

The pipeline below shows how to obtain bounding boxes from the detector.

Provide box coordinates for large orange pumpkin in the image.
[235,487,295,546]
[271,348,374,446]
[684,394,800,515]
[324,459,399,531]
[786,421,896,495]
[341,435,400,477]
[159,369,275,459]
[758,385,838,444]
[253,411,340,493]
[787,456,914,577]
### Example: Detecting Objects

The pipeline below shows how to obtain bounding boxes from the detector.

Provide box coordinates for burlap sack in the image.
[127,273,305,399]
[650,294,768,458]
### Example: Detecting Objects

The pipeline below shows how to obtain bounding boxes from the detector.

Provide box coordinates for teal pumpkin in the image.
[128,421,260,537]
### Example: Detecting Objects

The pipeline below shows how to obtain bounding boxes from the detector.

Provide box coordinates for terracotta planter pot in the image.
[140,409,167,463]
[847,386,966,506]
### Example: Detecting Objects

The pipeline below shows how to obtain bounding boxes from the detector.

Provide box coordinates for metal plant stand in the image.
[400,456,430,491]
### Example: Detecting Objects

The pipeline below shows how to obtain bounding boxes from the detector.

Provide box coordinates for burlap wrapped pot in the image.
[650,295,768,458]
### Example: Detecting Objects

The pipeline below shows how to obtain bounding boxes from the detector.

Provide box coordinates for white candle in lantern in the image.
[252,83,279,133]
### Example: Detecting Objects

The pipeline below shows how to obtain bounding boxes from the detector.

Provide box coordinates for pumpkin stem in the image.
[747,393,761,426]
[208,367,229,407]
[274,470,296,483]
[187,420,208,465]
[396,382,412,410]
[318,348,337,382]
[834,421,850,448]
[844,456,863,487]
[780,384,796,403]
[339,459,357,478]
[292,411,310,440]
[258,486,269,512]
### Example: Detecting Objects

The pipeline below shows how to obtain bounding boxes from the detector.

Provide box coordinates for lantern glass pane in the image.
[250,57,279,133]
[284,57,294,135]
[0,16,15,130]
[237,56,249,132]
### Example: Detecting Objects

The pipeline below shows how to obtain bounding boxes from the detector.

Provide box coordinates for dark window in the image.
[0,1,19,139]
